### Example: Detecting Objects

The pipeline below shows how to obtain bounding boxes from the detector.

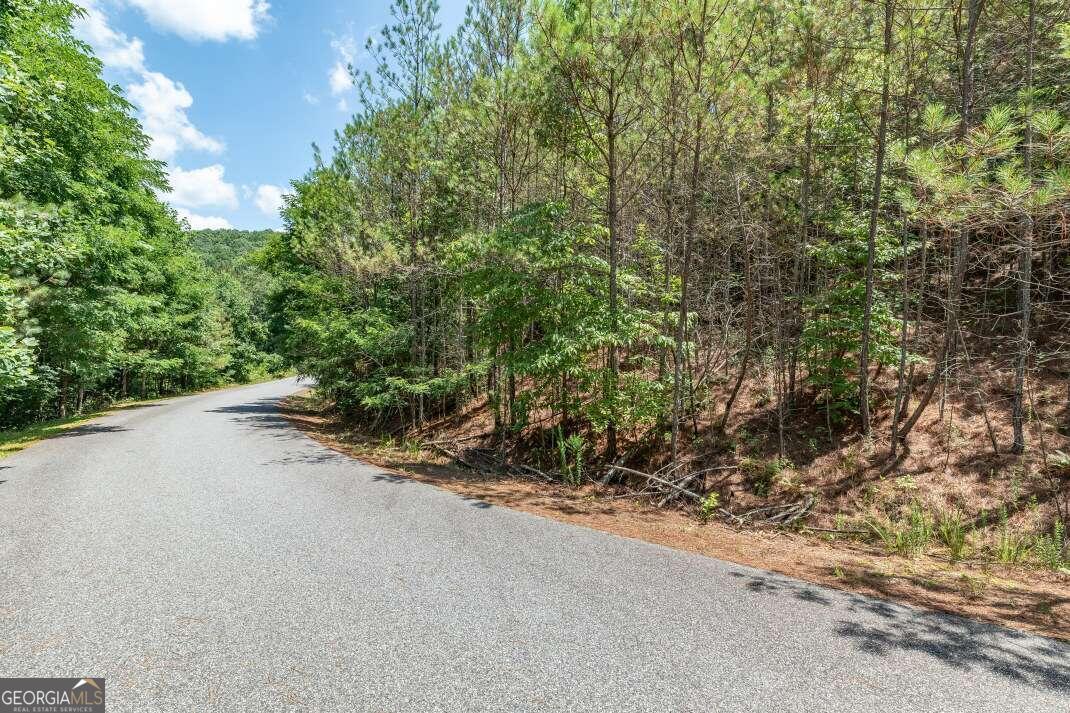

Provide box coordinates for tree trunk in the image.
[859,0,895,436]
[896,0,983,450]
[658,61,679,387]
[1011,0,1035,454]
[605,78,620,460]
[720,177,753,431]
[58,373,68,419]
[788,114,814,404]
[897,227,968,443]
[672,2,708,462]
[672,121,702,461]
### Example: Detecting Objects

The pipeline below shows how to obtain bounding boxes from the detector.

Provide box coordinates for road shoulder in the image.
[281,392,1069,642]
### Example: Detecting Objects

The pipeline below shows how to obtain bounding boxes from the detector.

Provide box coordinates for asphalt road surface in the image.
[1,378,1067,712]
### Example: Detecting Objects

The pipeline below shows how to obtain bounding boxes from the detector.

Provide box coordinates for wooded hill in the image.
[264,0,1070,558]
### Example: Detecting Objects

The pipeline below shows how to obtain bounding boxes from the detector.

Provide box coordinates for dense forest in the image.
[0,2,281,429]
[264,0,1070,555]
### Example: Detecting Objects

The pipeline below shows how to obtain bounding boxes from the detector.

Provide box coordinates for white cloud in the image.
[77,4,225,163]
[329,61,352,96]
[327,31,367,97]
[75,4,245,228]
[124,0,271,42]
[254,184,285,216]
[302,92,319,105]
[176,209,233,230]
[328,35,356,96]
[74,0,146,72]
[166,165,239,210]
[324,27,379,109]
[128,72,225,161]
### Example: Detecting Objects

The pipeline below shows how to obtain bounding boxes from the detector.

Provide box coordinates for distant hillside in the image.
[188,229,275,272]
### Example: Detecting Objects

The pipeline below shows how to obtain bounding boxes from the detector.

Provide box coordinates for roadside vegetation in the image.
[0,411,105,459]
[2,0,1068,629]
[264,0,1070,584]
[0,2,284,431]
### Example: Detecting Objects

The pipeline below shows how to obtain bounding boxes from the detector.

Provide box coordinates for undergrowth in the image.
[861,500,1068,570]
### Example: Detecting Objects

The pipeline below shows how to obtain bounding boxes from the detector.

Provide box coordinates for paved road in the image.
[1,378,1067,712]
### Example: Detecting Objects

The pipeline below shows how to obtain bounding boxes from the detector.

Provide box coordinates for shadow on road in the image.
[207,399,296,432]
[264,450,344,466]
[370,471,494,509]
[110,402,161,411]
[371,472,412,485]
[207,398,348,466]
[48,424,130,438]
[207,398,286,416]
[728,570,1070,695]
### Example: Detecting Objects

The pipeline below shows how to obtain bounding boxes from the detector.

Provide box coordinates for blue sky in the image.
[75,0,467,230]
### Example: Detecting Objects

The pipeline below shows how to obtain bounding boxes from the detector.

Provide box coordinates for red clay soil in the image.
[282,393,1070,642]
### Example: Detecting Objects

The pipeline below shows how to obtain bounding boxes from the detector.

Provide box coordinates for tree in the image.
[858,0,895,435]
[0,1,282,428]
[537,0,657,458]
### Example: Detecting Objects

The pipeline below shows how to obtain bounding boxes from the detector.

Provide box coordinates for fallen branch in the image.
[606,465,704,502]
[600,460,625,486]
[514,462,555,482]
[425,432,492,447]
[803,526,870,535]
[426,442,483,472]
[427,442,555,482]
[720,495,815,527]
[657,471,702,507]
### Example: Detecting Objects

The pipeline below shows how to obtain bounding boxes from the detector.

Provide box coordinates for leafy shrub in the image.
[800,215,907,421]
[450,203,671,439]
[996,530,1030,563]
[994,509,1030,564]
[699,492,721,521]
[902,503,934,556]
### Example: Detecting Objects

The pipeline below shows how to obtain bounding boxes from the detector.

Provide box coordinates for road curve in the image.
[0,378,1067,712]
